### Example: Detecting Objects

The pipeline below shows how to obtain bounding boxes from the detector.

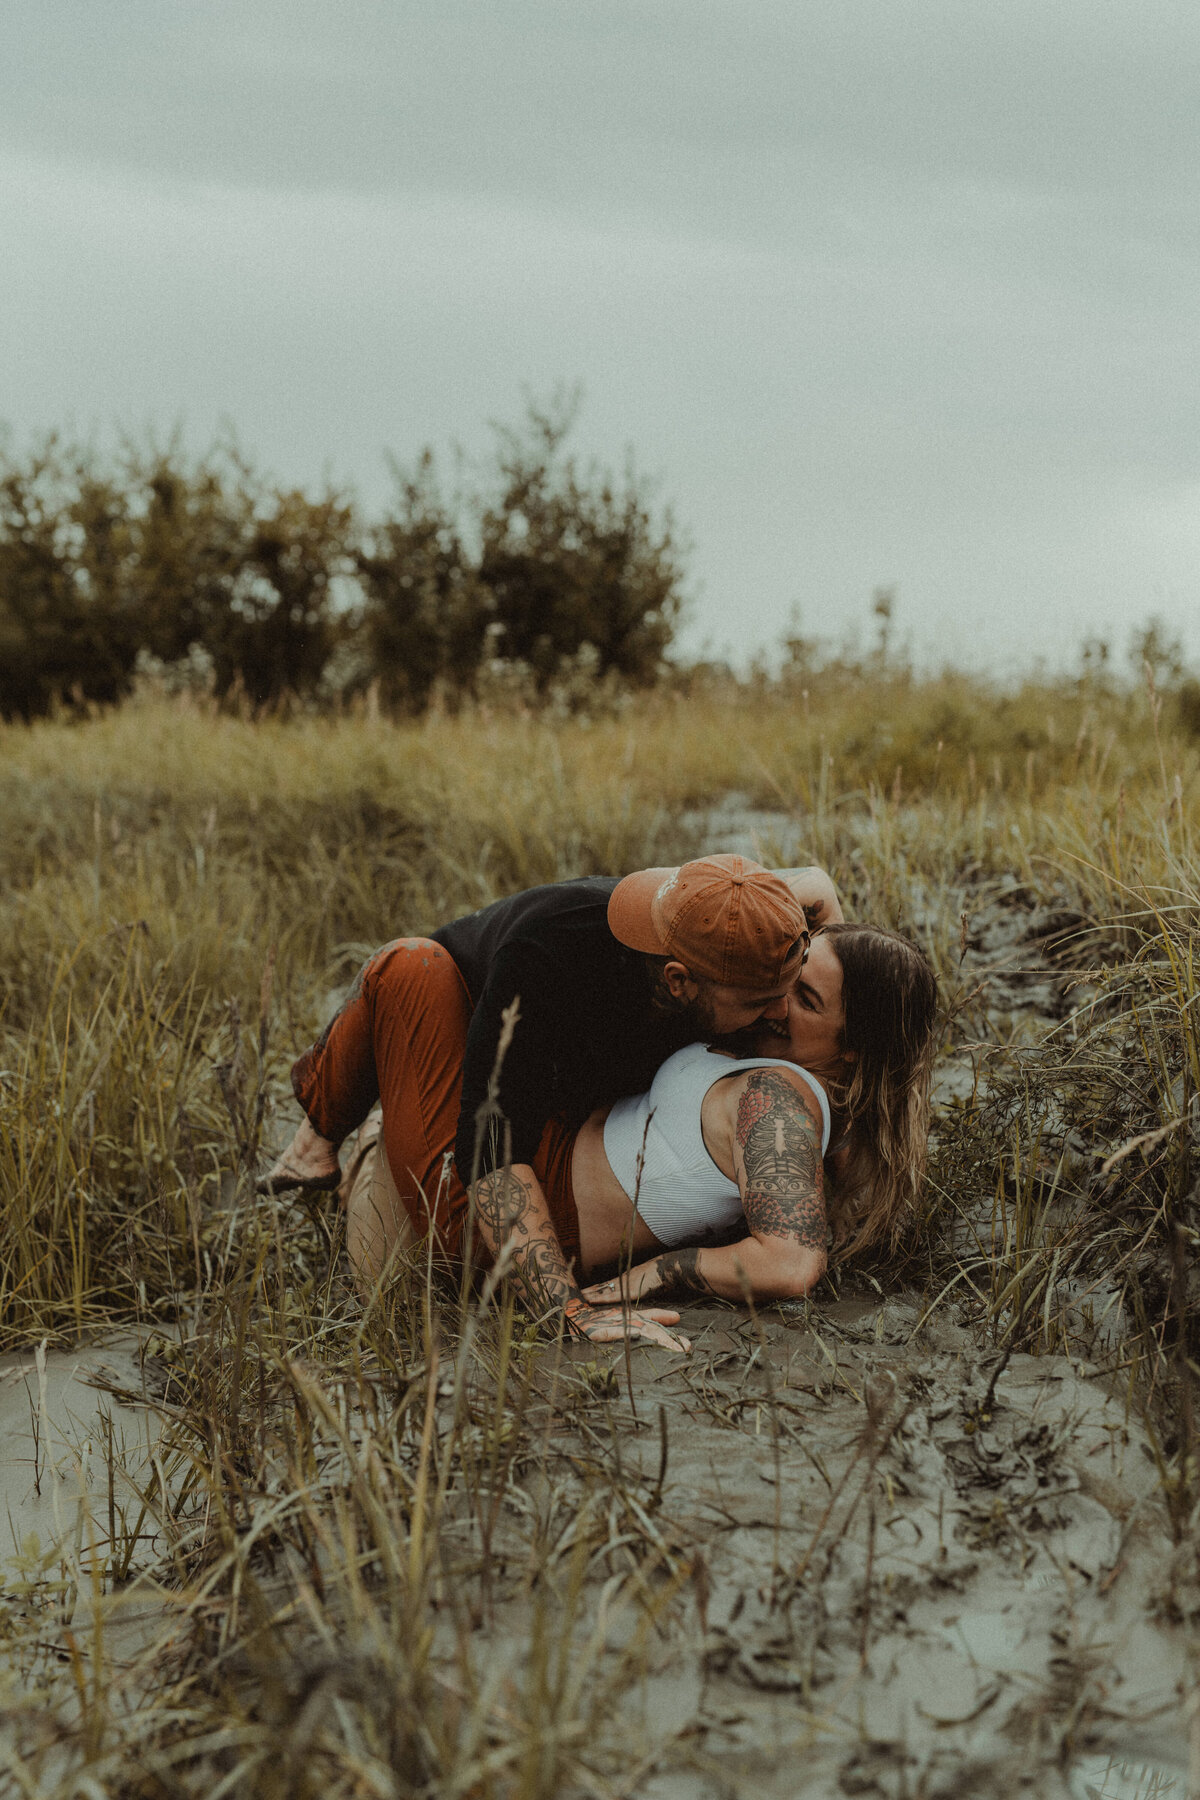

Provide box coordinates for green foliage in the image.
[474,394,685,692]
[220,483,356,704]
[0,443,142,717]
[0,436,356,715]
[0,402,688,719]
[356,451,492,712]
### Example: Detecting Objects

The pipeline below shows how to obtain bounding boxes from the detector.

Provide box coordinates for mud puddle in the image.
[0,1338,171,1675]
[1,1293,1193,1795]
[530,1297,1193,1798]
[1068,1757,1187,1799]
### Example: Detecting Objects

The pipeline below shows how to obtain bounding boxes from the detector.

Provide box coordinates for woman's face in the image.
[750,930,848,1076]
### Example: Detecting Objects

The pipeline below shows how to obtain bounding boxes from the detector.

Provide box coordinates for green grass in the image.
[1,671,1197,1346]
[0,670,1197,1794]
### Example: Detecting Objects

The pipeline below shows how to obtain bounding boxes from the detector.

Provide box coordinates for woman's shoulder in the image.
[700,1054,832,1149]
[714,1056,826,1106]
[651,1044,829,1131]
[705,1058,834,1159]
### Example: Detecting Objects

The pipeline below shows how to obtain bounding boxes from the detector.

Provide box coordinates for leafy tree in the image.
[0,398,688,719]
[355,453,492,712]
[123,448,251,666]
[357,397,687,708]
[0,442,141,718]
[215,485,355,705]
[476,396,685,691]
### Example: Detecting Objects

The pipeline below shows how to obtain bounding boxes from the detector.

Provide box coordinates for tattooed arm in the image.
[472,1162,691,1350]
[582,1068,828,1308]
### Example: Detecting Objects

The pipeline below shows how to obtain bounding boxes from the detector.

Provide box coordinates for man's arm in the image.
[582,1068,828,1307]
[472,1161,691,1349]
[773,866,845,929]
[471,1161,581,1314]
[457,935,690,1347]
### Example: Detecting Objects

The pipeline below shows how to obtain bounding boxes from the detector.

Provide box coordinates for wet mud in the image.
[532,1303,1192,1797]
[1,822,1195,1796]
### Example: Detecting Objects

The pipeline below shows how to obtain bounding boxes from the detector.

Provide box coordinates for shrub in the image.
[474,396,686,692]
[0,401,688,719]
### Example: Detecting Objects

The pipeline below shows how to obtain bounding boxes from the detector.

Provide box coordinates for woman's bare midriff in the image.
[571,1108,665,1277]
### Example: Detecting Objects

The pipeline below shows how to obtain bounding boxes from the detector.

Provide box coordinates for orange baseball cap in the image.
[608,854,809,989]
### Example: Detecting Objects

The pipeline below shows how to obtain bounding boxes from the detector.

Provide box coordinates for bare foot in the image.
[264,1116,340,1187]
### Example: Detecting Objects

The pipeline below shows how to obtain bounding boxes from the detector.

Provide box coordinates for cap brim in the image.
[607,867,678,955]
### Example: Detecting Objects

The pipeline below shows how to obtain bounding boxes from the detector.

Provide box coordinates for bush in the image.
[0,439,354,715]
[473,396,685,692]
[0,401,688,720]
[0,443,143,718]
[355,452,492,713]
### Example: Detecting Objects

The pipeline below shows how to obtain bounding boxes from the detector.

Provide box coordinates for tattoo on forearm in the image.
[735,1069,826,1249]
[652,1246,712,1297]
[473,1167,534,1241]
[472,1169,583,1318]
[522,1236,582,1314]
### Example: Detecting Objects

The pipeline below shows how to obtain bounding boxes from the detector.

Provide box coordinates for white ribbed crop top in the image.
[602,1042,831,1249]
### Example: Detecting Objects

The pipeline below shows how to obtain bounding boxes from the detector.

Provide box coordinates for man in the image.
[264,855,837,1338]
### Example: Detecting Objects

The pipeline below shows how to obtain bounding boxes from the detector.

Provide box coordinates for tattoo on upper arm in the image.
[735,1069,826,1250]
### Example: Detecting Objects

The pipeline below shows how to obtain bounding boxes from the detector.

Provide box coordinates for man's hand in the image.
[774,866,845,929]
[471,1163,693,1348]
[564,1297,691,1353]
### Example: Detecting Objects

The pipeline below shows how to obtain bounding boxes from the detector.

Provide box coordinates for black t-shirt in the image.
[431,878,692,1181]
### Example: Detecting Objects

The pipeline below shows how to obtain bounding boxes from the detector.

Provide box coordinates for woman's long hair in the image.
[820,923,939,1256]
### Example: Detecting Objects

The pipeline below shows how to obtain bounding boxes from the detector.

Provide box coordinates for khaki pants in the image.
[292,936,581,1283]
[338,1106,418,1282]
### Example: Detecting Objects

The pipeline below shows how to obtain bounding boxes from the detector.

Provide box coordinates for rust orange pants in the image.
[291,938,580,1265]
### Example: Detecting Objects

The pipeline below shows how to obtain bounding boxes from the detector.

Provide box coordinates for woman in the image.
[578,923,937,1323]
[282,919,938,1352]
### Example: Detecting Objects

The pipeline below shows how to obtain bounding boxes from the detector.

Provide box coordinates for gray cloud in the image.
[2,0,1198,667]
[9,2,1198,208]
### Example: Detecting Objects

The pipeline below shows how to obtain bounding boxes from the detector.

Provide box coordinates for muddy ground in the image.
[1,1298,1191,1796]
[1,819,1196,1797]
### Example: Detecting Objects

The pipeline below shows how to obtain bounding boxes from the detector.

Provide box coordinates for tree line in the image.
[0,400,686,720]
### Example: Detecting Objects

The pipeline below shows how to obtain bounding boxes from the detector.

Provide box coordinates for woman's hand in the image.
[564,1297,691,1353]
[582,1252,706,1310]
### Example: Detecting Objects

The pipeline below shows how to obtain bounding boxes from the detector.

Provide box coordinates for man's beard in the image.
[677,988,723,1038]
[709,1017,790,1058]
[649,973,788,1051]
[649,973,723,1039]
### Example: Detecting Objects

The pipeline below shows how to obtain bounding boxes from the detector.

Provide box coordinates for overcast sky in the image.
[3,0,1198,671]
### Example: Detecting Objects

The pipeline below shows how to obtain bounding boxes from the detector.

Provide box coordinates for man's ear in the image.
[662,960,697,1001]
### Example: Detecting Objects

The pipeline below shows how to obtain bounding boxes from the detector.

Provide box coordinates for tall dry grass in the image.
[1,670,1199,1793]
[0,670,1197,1344]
